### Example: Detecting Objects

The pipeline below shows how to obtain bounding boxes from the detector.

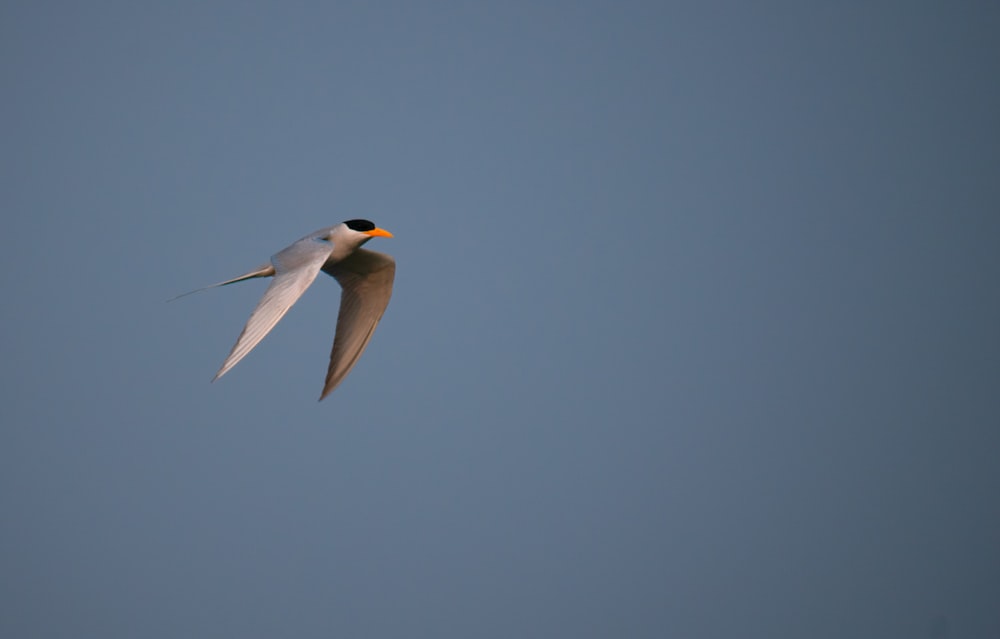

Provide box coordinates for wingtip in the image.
[318,380,341,401]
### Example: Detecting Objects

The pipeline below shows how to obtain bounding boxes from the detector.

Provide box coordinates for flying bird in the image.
[176,220,395,400]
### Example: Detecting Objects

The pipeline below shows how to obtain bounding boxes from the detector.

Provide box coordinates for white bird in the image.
[176,220,395,400]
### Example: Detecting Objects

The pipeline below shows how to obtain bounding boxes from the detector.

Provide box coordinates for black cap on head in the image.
[344,219,376,232]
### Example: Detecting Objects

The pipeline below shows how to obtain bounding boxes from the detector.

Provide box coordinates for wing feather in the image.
[320,248,395,399]
[214,237,334,381]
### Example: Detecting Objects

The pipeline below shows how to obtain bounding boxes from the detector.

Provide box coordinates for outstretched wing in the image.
[214,237,334,381]
[319,248,396,399]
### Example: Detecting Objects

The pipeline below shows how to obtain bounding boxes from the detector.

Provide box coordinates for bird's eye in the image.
[344,219,375,232]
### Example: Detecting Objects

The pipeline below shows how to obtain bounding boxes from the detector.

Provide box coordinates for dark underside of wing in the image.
[319,248,396,399]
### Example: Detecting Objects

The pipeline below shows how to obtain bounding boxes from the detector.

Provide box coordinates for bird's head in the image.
[324,219,392,261]
[345,218,392,237]
[337,218,393,248]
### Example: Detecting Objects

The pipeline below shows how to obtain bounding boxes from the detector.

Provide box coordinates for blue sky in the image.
[2,2,999,637]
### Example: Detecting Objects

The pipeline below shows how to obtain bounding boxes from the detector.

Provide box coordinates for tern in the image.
[176,220,395,400]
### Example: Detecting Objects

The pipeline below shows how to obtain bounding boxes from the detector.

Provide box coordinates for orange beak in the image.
[364,227,393,238]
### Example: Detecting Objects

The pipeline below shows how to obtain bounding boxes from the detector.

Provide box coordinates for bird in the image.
[175,219,395,400]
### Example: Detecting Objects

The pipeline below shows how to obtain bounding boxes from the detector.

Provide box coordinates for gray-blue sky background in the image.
[2,2,998,637]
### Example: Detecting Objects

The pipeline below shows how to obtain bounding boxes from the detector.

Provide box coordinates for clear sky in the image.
[2,1,998,637]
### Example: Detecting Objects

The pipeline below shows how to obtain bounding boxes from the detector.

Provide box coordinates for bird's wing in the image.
[214,237,334,381]
[319,248,396,399]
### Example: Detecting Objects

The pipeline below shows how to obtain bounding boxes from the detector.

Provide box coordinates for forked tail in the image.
[167,263,276,302]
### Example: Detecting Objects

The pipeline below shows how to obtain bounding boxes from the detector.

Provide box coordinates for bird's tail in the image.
[168,263,276,302]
